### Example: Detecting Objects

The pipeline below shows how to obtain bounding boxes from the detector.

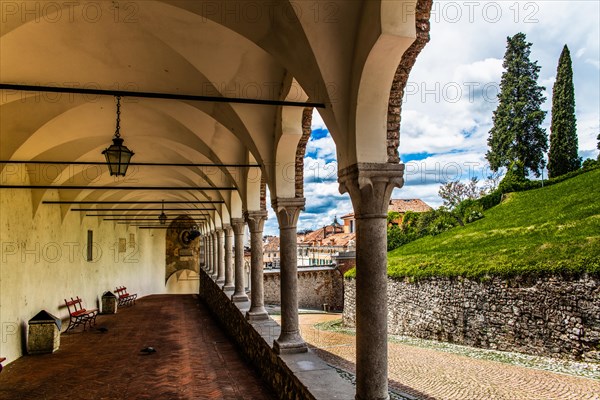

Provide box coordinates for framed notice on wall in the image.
[118,238,126,253]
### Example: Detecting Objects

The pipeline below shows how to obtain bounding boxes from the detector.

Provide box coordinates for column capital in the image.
[271,197,305,229]
[338,163,404,219]
[223,224,232,233]
[244,210,268,233]
[231,218,245,235]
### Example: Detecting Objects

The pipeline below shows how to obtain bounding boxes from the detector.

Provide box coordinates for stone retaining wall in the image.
[343,274,600,360]
[264,267,344,311]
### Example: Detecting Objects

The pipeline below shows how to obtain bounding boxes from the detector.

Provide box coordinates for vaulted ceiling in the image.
[0,0,418,227]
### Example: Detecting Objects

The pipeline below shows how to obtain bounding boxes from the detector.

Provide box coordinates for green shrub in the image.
[498,161,528,193]
[475,190,502,210]
[428,212,460,235]
[582,158,598,170]
[454,199,485,223]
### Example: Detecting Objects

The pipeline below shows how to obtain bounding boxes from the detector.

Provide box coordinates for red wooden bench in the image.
[115,286,137,307]
[64,297,98,331]
[0,357,5,373]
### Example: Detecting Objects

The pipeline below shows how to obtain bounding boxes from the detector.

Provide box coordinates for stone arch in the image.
[351,0,418,166]
[165,216,201,284]
[387,0,433,163]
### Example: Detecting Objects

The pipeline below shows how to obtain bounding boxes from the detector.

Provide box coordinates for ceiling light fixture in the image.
[158,200,168,225]
[102,96,134,176]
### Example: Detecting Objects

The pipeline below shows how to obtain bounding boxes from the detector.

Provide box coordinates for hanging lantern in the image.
[102,96,134,176]
[158,200,167,225]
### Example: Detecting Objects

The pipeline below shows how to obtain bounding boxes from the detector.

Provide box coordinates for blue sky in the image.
[264,1,600,236]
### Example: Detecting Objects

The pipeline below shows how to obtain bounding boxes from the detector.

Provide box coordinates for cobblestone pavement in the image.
[286,313,600,400]
[0,295,275,400]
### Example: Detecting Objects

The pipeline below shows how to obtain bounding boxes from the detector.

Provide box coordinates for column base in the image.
[211,273,218,280]
[222,284,235,291]
[216,278,225,285]
[273,336,308,354]
[232,293,249,303]
[355,395,389,400]
[246,309,269,321]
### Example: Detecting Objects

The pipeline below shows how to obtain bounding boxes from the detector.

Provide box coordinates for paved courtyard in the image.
[285,313,600,400]
[0,295,275,400]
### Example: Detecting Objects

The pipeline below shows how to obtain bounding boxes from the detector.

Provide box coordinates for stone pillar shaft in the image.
[216,229,225,284]
[245,210,268,321]
[273,197,307,354]
[338,163,404,400]
[211,232,218,278]
[205,236,210,271]
[231,218,249,302]
[223,225,234,290]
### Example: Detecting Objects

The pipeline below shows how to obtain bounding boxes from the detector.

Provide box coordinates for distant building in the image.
[342,198,432,231]
[265,200,431,269]
[263,235,280,269]
[297,217,356,267]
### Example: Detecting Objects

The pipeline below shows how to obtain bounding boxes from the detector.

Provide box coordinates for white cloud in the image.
[311,108,327,130]
[306,135,336,161]
[264,1,600,233]
[585,58,600,69]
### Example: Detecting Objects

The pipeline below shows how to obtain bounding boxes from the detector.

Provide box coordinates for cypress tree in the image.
[547,45,580,177]
[486,33,548,177]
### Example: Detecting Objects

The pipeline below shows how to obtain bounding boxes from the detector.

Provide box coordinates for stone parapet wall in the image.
[343,275,600,360]
[199,271,316,400]
[264,268,344,311]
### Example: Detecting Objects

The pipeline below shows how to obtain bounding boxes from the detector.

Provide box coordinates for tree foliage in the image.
[438,178,484,210]
[486,33,548,177]
[548,45,580,177]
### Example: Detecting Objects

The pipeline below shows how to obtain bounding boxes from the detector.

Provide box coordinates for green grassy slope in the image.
[365,168,599,280]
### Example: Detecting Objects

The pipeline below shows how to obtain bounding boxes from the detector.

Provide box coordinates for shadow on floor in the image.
[310,346,436,400]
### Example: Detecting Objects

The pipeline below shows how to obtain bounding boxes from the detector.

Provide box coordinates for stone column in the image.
[204,236,210,272]
[209,234,215,275]
[338,163,404,400]
[216,228,225,284]
[272,197,307,354]
[231,218,249,302]
[245,210,268,321]
[206,236,211,272]
[203,236,209,271]
[223,225,234,290]
[211,232,218,279]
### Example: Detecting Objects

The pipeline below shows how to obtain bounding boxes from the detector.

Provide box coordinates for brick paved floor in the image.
[291,314,600,400]
[0,295,275,400]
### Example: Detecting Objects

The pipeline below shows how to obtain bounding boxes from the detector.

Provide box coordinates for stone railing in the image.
[343,274,600,361]
[199,270,354,399]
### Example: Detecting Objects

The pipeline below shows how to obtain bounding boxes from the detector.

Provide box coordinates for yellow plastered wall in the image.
[0,171,172,364]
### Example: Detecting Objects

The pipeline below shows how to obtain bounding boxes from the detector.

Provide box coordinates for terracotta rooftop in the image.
[298,230,356,247]
[342,199,432,220]
[263,236,280,252]
[388,198,433,213]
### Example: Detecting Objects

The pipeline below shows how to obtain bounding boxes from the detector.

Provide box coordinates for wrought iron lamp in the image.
[102,96,134,176]
[158,200,167,225]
